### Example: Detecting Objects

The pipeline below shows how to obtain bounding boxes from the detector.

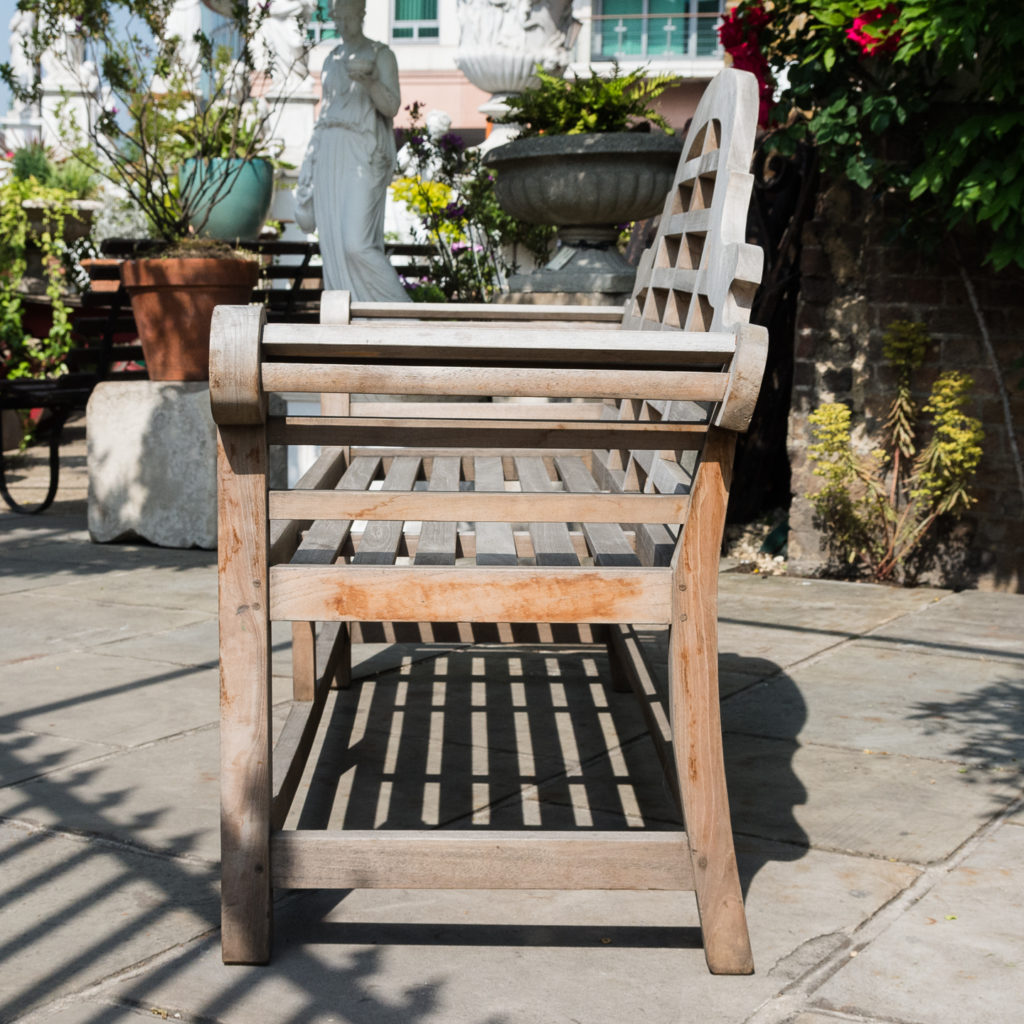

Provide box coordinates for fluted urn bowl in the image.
[455,49,551,96]
[483,132,683,295]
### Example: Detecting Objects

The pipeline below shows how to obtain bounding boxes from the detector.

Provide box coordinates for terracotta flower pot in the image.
[120,257,260,382]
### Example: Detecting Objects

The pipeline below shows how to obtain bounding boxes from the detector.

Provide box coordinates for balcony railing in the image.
[591,10,723,61]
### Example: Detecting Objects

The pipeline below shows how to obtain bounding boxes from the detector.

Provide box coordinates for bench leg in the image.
[672,428,753,975]
[218,428,273,965]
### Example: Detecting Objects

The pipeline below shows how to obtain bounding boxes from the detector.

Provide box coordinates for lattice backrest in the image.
[622,69,763,335]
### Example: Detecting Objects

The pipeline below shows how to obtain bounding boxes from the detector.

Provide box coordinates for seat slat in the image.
[414,456,461,566]
[351,457,420,565]
[290,456,381,565]
[515,457,579,567]
[554,456,642,568]
[473,457,518,566]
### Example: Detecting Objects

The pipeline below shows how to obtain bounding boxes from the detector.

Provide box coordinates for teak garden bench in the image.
[212,69,767,975]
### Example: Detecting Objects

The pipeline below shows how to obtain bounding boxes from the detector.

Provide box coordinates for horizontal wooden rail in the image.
[269,488,690,525]
[261,363,729,402]
[349,300,624,322]
[261,323,736,366]
[266,416,708,451]
[269,565,674,624]
[271,830,694,890]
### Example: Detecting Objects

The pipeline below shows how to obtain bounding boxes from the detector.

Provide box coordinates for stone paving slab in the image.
[0,591,212,668]
[722,640,1024,768]
[718,575,944,635]
[724,734,1019,864]
[1,651,220,747]
[0,821,217,1022]
[1,728,118,786]
[867,590,1024,663]
[812,823,1024,1024]
[78,838,916,1024]
[38,563,220,616]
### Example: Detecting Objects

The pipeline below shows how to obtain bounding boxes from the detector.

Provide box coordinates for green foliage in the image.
[5,0,295,244]
[392,103,554,302]
[807,322,984,582]
[0,176,78,382]
[729,0,1024,269]
[11,141,98,198]
[496,63,676,138]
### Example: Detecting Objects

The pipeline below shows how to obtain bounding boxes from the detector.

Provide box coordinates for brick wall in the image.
[787,185,1024,592]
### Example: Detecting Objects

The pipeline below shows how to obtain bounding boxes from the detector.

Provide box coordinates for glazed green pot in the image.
[179,157,274,242]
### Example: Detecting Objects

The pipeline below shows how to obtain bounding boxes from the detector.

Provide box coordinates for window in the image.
[307,1,337,45]
[592,0,723,60]
[392,0,439,41]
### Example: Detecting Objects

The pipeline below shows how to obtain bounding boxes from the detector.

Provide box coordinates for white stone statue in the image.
[160,0,204,85]
[456,0,580,85]
[8,9,37,102]
[40,15,99,90]
[294,0,408,301]
[251,0,318,84]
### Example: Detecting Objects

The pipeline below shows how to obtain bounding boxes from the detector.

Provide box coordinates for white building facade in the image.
[306,1,729,137]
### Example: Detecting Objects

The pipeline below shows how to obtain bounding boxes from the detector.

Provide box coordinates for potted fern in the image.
[483,63,683,295]
[3,0,300,381]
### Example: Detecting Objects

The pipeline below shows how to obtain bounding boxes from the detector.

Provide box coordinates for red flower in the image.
[846,6,901,56]
[717,2,773,127]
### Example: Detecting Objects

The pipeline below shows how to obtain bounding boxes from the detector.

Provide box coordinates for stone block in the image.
[87,381,217,549]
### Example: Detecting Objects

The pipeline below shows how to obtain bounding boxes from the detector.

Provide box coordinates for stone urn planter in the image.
[483,133,683,296]
[21,199,102,294]
[120,257,260,381]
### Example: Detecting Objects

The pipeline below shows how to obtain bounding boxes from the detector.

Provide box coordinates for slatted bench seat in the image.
[212,69,767,976]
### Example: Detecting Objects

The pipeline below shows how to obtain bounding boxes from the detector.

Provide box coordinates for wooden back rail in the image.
[212,69,766,976]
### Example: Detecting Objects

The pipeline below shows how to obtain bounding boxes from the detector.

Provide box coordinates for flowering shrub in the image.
[845,5,901,55]
[807,321,984,582]
[717,2,773,127]
[392,103,553,301]
[724,0,1024,270]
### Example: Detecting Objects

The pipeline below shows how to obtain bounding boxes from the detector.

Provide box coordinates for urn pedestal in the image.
[483,133,684,297]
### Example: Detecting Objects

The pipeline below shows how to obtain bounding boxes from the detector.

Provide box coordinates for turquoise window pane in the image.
[395,0,437,19]
[419,26,440,38]
[392,26,414,38]
[601,0,637,14]
[647,16,686,55]
[596,16,643,57]
[696,0,721,55]
[650,0,686,13]
[315,0,330,21]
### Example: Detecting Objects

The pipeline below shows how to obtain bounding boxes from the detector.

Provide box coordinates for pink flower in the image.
[847,6,901,56]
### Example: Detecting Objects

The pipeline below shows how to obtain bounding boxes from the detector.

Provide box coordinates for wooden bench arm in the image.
[210,305,267,427]
[715,322,769,433]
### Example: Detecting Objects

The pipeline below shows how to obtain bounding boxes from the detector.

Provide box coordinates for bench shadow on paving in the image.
[281,642,809,934]
[0,634,809,1021]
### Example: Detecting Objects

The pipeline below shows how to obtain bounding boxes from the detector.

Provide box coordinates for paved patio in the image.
[1,420,1023,1024]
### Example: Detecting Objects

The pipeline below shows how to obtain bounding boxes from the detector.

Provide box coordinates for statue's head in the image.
[331,0,365,25]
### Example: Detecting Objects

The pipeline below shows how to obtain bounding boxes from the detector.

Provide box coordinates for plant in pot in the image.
[483,63,684,297]
[4,0,300,382]
[0,143,100,384]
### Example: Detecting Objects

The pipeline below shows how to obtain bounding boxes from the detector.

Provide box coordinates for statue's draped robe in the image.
[304,42,409,301]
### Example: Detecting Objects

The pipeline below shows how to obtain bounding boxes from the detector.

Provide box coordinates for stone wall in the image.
[787,185,1024,592]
